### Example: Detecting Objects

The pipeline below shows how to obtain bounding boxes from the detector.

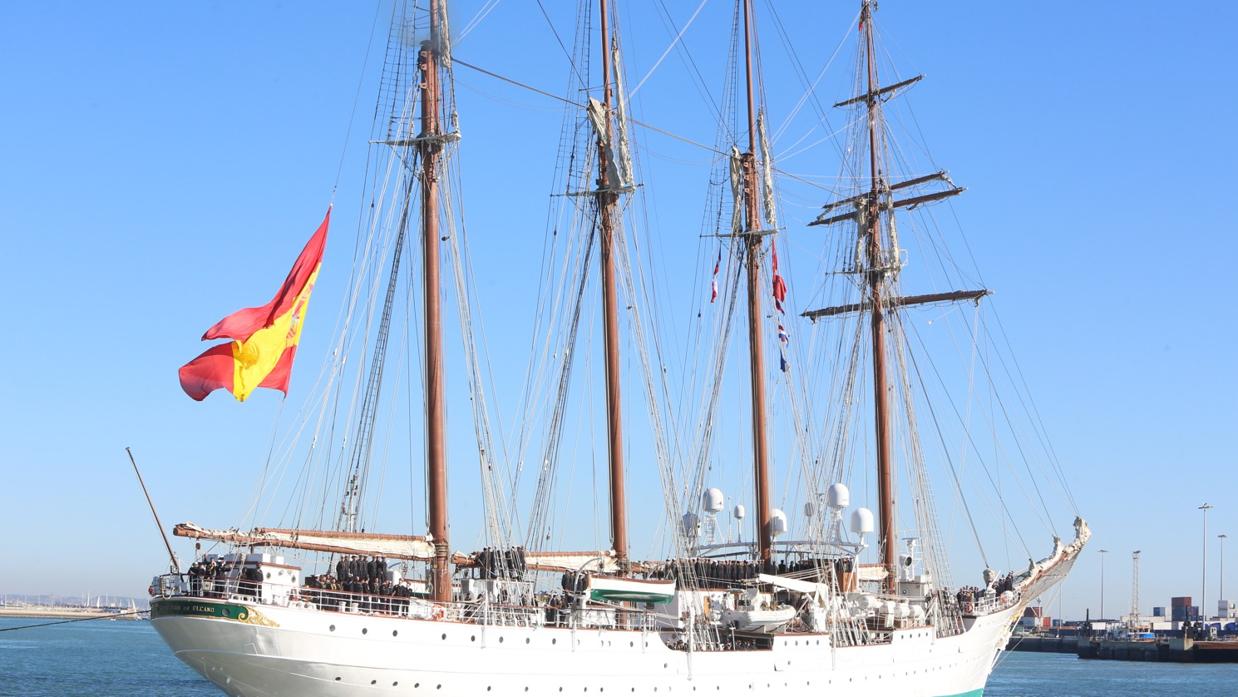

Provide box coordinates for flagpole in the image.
[126,447,180,574]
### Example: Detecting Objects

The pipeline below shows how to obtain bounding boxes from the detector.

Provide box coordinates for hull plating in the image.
[153,599,1016,697]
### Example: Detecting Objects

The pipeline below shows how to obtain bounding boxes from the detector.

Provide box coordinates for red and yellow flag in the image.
[179,209,330,402]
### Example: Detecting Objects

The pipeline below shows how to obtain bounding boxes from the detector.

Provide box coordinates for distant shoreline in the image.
[0,607,144,621]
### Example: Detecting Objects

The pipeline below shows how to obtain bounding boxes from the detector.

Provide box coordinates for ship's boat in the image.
[721,605,797,634]
[585,575,676,604]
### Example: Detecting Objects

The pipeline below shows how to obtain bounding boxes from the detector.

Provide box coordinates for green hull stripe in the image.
[150,598,249,620]
[149,598,278,627]
[939,690,983,697]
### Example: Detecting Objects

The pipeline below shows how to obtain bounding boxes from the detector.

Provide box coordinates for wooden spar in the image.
[741,0,773,565]
[126,447,180,574]
[172,524,624,573]
[832,74,923,108]
[421,0,450,604]
[803,289,990,320]
[597,0,628,570]
[862,0,897,593]
[811,170,950,221]
[811,186,964,227]
[172,523,436,561]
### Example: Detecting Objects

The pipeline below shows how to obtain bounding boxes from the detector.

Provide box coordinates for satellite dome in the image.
[827,483,850,509]
[702,487,725,514]
[769,509,788,537]
[733,504,746,520]
[850,507,874,535]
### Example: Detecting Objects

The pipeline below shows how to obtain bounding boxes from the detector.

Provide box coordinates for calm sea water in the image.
[2,616,1236,696]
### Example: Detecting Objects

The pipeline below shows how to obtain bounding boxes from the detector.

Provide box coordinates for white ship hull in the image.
[153,598,1018,697]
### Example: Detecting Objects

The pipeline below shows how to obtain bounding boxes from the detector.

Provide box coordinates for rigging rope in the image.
[629,0,711,97]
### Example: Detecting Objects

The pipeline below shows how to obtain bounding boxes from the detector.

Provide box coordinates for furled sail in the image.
[586,98,632,191]
[172,522,436,560]
[172,522,620,572]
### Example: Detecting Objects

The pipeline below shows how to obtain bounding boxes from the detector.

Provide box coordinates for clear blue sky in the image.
[1,1,1235,622]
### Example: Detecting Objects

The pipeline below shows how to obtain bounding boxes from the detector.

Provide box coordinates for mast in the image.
[421,0,450,603]
[596,0,629,569]
[861,0,897,592]
[741,0,772,565]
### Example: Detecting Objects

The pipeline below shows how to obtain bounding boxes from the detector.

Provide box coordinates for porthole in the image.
[552,638,557,645]
[393,682,399,687]
[525,638,530,644]
[499,636,504,643]
[471,635,476,642]
[335,677,341,682]
[441,633,447,640]
[221,609,230,618]
[371,680,377,685]
[362,628,368,635]
[436,685,441,690]
[329,624,336,632]
[393,630,399,637]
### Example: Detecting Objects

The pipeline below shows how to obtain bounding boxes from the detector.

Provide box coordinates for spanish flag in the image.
[178,209,330,402]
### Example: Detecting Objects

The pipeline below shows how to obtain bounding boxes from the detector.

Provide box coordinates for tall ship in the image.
[150,1,1088,695]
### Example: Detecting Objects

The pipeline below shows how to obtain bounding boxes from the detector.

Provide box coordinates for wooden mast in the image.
[861,0,897,592]
[420,0,451,603]
[595,0,629,569]
[741,0,773,566]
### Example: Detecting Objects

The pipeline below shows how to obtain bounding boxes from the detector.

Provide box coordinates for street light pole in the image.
[1200,503,1213,621]
[1220,533,1228,616]
[1099,548,1109,621]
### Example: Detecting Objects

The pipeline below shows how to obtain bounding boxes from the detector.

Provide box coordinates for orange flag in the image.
[179,209,329,402]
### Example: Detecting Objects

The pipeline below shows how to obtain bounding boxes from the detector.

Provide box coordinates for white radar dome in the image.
[827,483,850,509]
[702,487,725,514]
[769,509,789,538]
[733,504,746,520]
[850,507,874,535]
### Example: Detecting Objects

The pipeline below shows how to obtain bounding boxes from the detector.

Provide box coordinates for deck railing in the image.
[155,573,664,631]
